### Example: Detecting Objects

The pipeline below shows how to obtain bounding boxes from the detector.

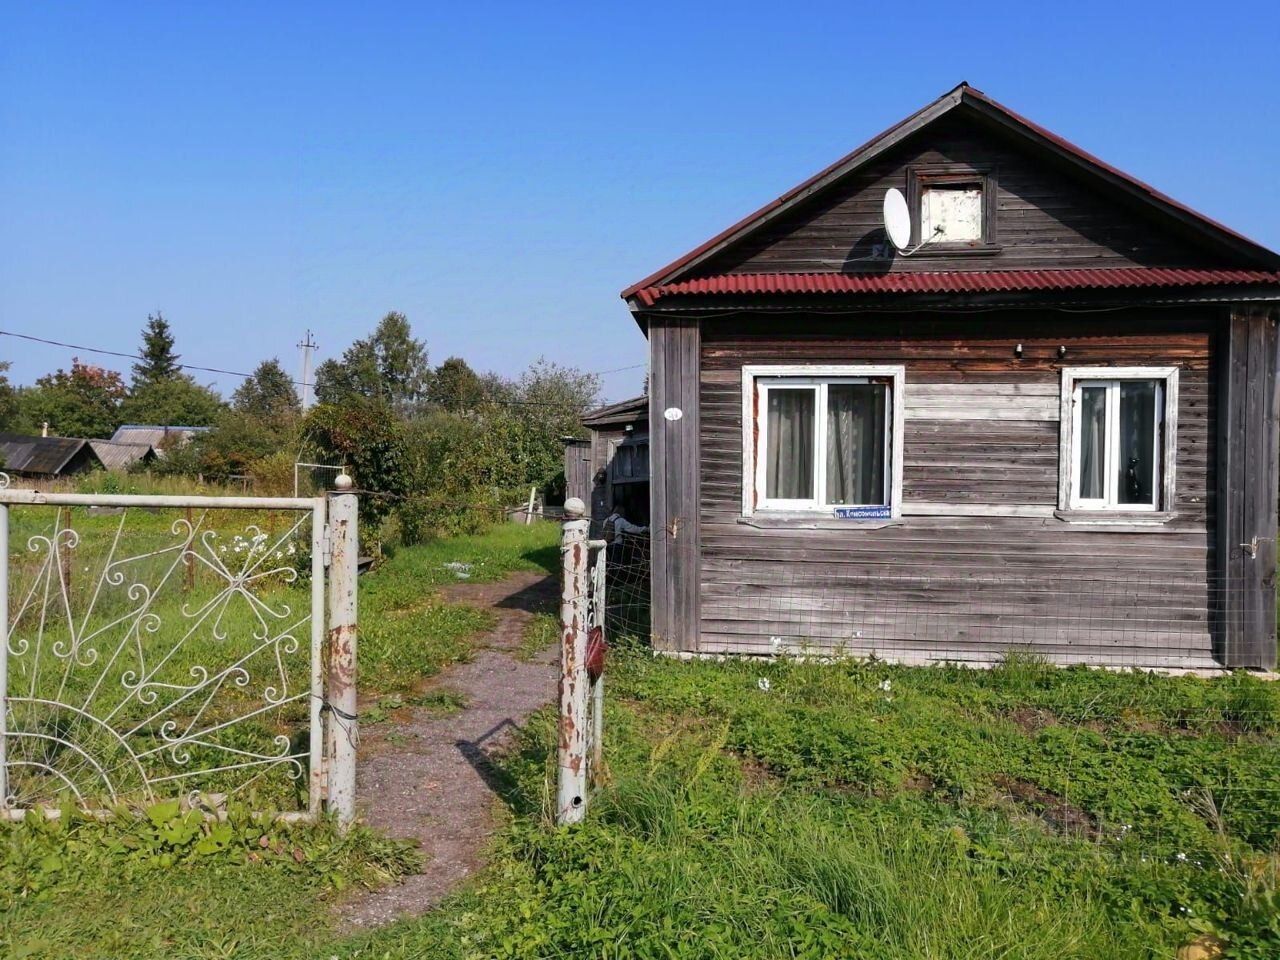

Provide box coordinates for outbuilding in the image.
[624,84,1280,671]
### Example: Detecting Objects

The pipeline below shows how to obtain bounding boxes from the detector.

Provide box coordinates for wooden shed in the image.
[624,83,1280,671]
[564,396,650,526]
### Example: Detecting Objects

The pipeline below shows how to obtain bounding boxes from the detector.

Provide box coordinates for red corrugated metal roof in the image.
[633,269,1280,306]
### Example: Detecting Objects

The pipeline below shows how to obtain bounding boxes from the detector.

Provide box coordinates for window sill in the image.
[737,514,903,531]
[1054,509,1178,529]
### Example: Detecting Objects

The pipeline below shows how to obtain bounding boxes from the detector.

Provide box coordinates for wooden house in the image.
[623,84,1280,671]
[564,396,650,526]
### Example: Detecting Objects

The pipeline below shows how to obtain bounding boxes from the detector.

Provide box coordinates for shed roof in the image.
[622,83,1280,306]
[582,395,648,428]
[0,433,102,476]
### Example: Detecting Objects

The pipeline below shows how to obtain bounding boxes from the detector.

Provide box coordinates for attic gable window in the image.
[907,164,999,253]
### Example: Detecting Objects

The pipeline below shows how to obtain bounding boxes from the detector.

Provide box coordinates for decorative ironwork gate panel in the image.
[0,476,351,820]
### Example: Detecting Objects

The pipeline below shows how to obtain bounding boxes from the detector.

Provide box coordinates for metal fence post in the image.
[0,501,8,809]
[557,497,590,824]
[326,474,359,827]
[590,544,606,782]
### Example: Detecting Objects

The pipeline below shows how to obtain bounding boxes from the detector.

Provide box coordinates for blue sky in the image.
[2,2,1277,404]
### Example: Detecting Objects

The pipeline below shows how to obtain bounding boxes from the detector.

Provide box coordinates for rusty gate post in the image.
[557,497,590,824]
[326,474,358,827]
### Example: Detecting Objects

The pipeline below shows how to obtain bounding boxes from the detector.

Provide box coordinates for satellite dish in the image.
[883,188,911,251]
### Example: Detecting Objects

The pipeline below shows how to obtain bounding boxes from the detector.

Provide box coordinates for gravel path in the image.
[338,570,559,929]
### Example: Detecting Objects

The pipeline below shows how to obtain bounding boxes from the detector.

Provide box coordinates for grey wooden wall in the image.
[649,319,700,652]
[1217,305,1280,669]
[696,312,1222,669]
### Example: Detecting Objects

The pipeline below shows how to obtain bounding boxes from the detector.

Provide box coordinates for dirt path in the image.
[339,570,559,929]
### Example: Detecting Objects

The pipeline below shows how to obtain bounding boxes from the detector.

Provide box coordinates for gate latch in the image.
[321,524,333,567]
[1241,536,1274,560]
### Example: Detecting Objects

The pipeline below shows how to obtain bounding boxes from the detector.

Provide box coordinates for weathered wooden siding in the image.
[698,311,1220,668]
[1217,305,1280,669]
[650,319,701,652]
[698,115,1220,276]
[564,439,591,509]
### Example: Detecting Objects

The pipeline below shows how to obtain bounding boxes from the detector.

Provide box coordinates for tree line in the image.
[0,312,600,541]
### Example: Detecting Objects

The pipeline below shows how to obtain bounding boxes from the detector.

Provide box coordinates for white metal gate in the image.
[0,473,359,823]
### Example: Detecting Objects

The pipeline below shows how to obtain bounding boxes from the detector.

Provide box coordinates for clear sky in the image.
[2,1,1277,404]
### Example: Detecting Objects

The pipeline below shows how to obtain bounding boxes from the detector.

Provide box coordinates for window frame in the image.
[905,163,1000,254]
[1058,366,1179,514]
[741,364,905,518]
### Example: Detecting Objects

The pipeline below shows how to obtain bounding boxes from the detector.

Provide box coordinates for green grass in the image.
[342,652,1280,960]
[9,515,1278,958]
[1,520,562,958]
[358,521,559,691]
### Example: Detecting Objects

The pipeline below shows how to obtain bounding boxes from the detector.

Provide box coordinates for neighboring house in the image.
[624,83,1280,671]
[110,424,209,452]
[88,439,158,471]
[0,433,103,477]
[565,396,650,526]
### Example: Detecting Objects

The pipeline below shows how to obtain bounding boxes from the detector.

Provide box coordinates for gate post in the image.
[326,475,359,827]
[0,500,8,809]
[557,497,590,824]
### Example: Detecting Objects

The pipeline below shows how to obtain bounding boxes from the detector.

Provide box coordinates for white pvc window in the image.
[1061,367,1178,513]
[742,365,905,516]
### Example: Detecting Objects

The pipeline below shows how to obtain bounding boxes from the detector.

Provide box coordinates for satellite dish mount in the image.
[882,187,941,256]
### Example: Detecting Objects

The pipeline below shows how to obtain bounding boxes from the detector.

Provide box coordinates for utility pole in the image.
[297,330,317,411]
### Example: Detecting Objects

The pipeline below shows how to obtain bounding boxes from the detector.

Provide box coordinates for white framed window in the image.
[741,365,905,517]
[1059,366,1179,513]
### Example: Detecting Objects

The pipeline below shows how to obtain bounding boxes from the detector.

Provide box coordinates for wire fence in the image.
[565,522,1280,926]
[590,527,1276,673]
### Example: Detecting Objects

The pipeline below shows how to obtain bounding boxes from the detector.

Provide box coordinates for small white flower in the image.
[757,677,771,692]
[1176,852,1188,862]
[879,679,892,692]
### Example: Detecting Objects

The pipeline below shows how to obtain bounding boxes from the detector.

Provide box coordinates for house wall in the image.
[686,309,1229,669]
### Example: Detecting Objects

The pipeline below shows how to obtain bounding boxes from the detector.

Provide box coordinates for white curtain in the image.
[827,384,886,504]
[1079,385,1107,500]
[766,389,814,499]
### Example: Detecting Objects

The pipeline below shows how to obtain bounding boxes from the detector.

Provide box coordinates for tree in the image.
[0,361,21,432]
[301,398,408,529]
[232,359,299,421]
[427,356,485,410]
[120,377,224,427]
[132,313,181,386]
[314,312,429,414]
[20,359,128,438]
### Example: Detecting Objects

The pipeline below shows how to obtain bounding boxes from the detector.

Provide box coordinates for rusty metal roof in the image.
[0,433,101,476]
[632,269,1280,306]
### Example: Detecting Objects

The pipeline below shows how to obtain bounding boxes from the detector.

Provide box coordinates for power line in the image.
[0,327,645,410]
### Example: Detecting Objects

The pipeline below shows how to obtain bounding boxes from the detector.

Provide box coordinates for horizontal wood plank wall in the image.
[699,312,1219,668]
[650,319,701,652]
[699,115,1220,276]
[1217,306,1279,669]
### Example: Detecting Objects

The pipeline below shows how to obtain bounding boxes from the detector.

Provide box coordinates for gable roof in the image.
[622,83,1280,304]
[89,439,158,471]
[0,433,102,476]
